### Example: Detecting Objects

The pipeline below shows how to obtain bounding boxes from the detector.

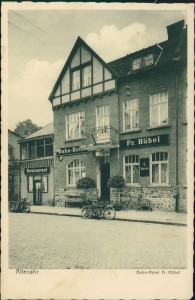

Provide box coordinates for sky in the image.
[7,4,187,130]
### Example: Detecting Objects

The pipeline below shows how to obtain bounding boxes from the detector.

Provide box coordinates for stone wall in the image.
[55,187,98,207]
[110,187,178,212]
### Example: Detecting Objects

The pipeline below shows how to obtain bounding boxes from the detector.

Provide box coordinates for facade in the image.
[19,123,54,206]
[49,20,187,212]
[8,130,22,202]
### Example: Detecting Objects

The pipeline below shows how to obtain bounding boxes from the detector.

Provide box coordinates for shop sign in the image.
[57,146,88,156]
[120,134,169,149]
[25,167,50,174]
[140,158,149,177]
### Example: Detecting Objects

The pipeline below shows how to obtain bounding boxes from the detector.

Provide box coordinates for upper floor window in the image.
[82,65,92,87]
[71,64,92,91]
[143,54,154,67]
[66,111,85,140]
[132,54,154,70]
[150,91,168,127]
[151,152,169,184]
[67,159,86,186]
[133,57,142,70]
[123,99,139,131]
[124,155,139,184]
[72,69,80,91]
[21,138,53,160]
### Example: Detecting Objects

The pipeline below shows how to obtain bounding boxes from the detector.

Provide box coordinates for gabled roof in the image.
[20,123,53,142]
[108,26,187,78]
[49,36,118,101]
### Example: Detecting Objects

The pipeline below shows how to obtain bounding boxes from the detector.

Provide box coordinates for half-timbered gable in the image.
[49,37,117,108]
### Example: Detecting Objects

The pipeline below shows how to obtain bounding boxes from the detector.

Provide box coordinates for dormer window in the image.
[132,57,142,70]
[132,54,154,71]
[143,54,154,67]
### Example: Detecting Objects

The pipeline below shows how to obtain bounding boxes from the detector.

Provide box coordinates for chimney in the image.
[166,20,184,40]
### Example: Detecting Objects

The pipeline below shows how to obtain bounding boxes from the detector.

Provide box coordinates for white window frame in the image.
[96,105,110,143]
[123,155,140,185]
[132,57,142,70]
[150,91,168,127]
[67,160,86,187]
[150,152,169,185]
[143,54,154,67]
[82,65,92,88]
[66,111,85,140]
[72,69,80,91]
[123,99,139,131]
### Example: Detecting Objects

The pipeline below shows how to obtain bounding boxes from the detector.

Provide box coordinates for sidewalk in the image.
[30,205,187,226]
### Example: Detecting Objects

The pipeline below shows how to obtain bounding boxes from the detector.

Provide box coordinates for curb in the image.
[30,211,187,227]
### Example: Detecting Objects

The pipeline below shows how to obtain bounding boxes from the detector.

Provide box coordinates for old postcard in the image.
[1,2,194,299]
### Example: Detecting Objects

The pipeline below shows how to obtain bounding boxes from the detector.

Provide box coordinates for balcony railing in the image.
[81,125,119,149]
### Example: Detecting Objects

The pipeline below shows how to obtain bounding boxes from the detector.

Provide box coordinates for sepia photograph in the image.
[1,2,194,299]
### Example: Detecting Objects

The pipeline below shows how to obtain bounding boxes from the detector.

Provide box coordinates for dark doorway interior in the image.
[100,162,110,203]
[33,180,42,205]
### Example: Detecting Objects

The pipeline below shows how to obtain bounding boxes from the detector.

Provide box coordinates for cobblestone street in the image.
[9,213,187,269]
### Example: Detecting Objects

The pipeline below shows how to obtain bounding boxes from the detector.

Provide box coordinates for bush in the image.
[107,175,126,189]
[76,177,96,189]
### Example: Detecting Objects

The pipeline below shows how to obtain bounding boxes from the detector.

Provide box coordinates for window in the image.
[143,54,154,66]
[72,69,80,91]
[28,176,34,193]
[67,160,86,186]
[124,155,139,184]
[151,152,168,184]
[133,57,142,70]
[150,92,168,126]
[123,99,139,131]
[21,138,53,160]
[45,138,53,156]
[96,105,110,142]
[71,64,92,91]
[42,175,48,192]
[66,112,85,140]
[29,141,36,159]
[27,175,48,193]
[82,65,92,87]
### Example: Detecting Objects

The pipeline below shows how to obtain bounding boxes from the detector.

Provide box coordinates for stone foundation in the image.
[55,187,98,207]
[110,187,178,212]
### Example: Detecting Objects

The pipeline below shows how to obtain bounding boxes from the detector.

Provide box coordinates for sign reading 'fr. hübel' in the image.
[120,134,169,149]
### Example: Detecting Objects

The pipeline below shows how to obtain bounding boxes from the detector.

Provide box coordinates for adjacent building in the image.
[47,20,187,212]
[19,123,54,206]
[8,130,22,202]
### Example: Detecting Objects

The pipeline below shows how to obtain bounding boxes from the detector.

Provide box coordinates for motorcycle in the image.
[9,197,30,213]
[82,201,116,220]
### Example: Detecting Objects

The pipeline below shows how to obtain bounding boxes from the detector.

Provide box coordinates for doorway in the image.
[100,162,110,203]
[33,180,42,205]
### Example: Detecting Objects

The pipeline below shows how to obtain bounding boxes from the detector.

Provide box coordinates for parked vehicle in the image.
[82,202,116,220]
[9,197,30,213]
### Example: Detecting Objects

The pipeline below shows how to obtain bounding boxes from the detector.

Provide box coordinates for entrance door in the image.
[100,162,110,203]
[33,180,42,205]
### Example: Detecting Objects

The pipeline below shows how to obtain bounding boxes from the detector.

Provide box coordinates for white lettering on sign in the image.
[127,136,161,147]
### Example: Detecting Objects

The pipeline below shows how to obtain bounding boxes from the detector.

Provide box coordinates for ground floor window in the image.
[124,155,139,184]
[151,152,168,184]
[67,159,86,186]
[27,175,48,193]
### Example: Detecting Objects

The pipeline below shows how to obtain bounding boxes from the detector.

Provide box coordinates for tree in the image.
[14,119,42,138]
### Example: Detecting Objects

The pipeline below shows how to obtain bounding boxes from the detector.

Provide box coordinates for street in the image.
[9,213,187,269]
